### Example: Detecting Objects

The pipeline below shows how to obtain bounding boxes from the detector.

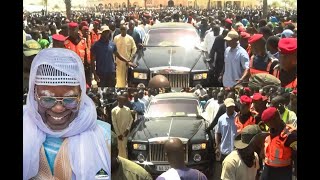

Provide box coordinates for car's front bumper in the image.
[132,160,211,178]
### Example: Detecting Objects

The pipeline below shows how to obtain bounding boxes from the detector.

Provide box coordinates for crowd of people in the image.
[23,5,297,180]
[23,5,297,89]
[72,83,297,180]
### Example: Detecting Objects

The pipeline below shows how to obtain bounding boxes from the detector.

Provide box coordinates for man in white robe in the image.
[114,25,137,88]
[111,95,133,158]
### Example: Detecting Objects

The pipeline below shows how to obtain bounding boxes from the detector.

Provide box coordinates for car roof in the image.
[153,92,199,100]
[150,22,196,30]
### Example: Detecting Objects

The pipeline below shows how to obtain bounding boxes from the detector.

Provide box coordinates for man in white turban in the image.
[23,48,111,180]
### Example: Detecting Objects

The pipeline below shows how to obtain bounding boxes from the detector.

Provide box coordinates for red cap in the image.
[238,26,245,32]
[69,22,78,28]
[240,32,251,39]
[82,26,89,30]
[94,21,100,25]
[225,18,232,24]
[284,20,292,25]
[81,21,88,26]
[252,93,267,101]
[244,87,251,92]
[278,38,297,54]
[248,34,263,44]
[52,34,66,42]
[240,95,252,105]
[261,107,278,123]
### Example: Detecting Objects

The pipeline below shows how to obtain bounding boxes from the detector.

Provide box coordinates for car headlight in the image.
[133,72,147,80]
[193,73,207,80]
[192,143,207,150]
[137,154,145,162]
[193,154,202,162]
[133,143,147,150]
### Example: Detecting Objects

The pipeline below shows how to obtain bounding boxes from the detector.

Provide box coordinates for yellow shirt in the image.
[111,156,153,180]
[221,150,260,180]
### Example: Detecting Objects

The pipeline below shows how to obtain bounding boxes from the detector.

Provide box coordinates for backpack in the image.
[248,73,281,90]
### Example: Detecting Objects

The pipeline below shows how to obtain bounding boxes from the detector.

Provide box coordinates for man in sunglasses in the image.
[23,48,111,180]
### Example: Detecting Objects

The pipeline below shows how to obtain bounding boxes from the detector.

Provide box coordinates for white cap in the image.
[33,49,82,86]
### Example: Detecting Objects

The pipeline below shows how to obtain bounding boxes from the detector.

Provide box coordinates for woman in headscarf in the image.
[23,48,111,180]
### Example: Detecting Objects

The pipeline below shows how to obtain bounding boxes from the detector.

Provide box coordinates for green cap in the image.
[38,39,50,49]
[23,40,41,57]
[234,125,270,149]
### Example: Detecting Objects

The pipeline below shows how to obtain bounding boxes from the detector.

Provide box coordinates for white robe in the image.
[111,106,133,158]
[158,168,181,180]
[114,34,137,88]
[202,100,220,124]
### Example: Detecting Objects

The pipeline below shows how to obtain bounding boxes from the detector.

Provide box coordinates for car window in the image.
[147,98,200,118]
[146,28,200,47]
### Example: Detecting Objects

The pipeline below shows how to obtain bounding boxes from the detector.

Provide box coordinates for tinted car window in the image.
[147,98,200,117]
[146,28,199,47]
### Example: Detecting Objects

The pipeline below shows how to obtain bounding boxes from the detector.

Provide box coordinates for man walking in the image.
[220,31,250,88]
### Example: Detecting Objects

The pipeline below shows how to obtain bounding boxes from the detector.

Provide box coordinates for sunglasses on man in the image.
[35,92,81,109]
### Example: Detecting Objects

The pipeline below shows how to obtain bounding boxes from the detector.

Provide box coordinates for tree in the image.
[262,0,267,19]
[271,1,281,8]
[64,0,72,19]
[287,0,296,9]
[43,0,48,15]
[283,0,290,10]
[54,4,60,11]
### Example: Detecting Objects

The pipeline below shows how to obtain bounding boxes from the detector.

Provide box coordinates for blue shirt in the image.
[272,51,280,60]
[91,39,117,74]
[43,120,110,174]
[253,53,278,74]
[216,112,237,155]
[223,44,249,88]
[131,99,146,114]
[128,28,142,45]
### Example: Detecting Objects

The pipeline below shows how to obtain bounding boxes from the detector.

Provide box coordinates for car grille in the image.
[150,73,189,88]
[149,143,188,162]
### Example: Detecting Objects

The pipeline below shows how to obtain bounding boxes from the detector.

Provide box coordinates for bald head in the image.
[227,92,236,100]
[120,24,127,36]
[270,95,286,107]
[165,138,184,152]
[164,138,185,164]
[109,22,116,31]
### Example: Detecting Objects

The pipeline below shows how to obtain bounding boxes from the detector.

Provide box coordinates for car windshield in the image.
[147,98,201,118]
[146,28,200,47]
